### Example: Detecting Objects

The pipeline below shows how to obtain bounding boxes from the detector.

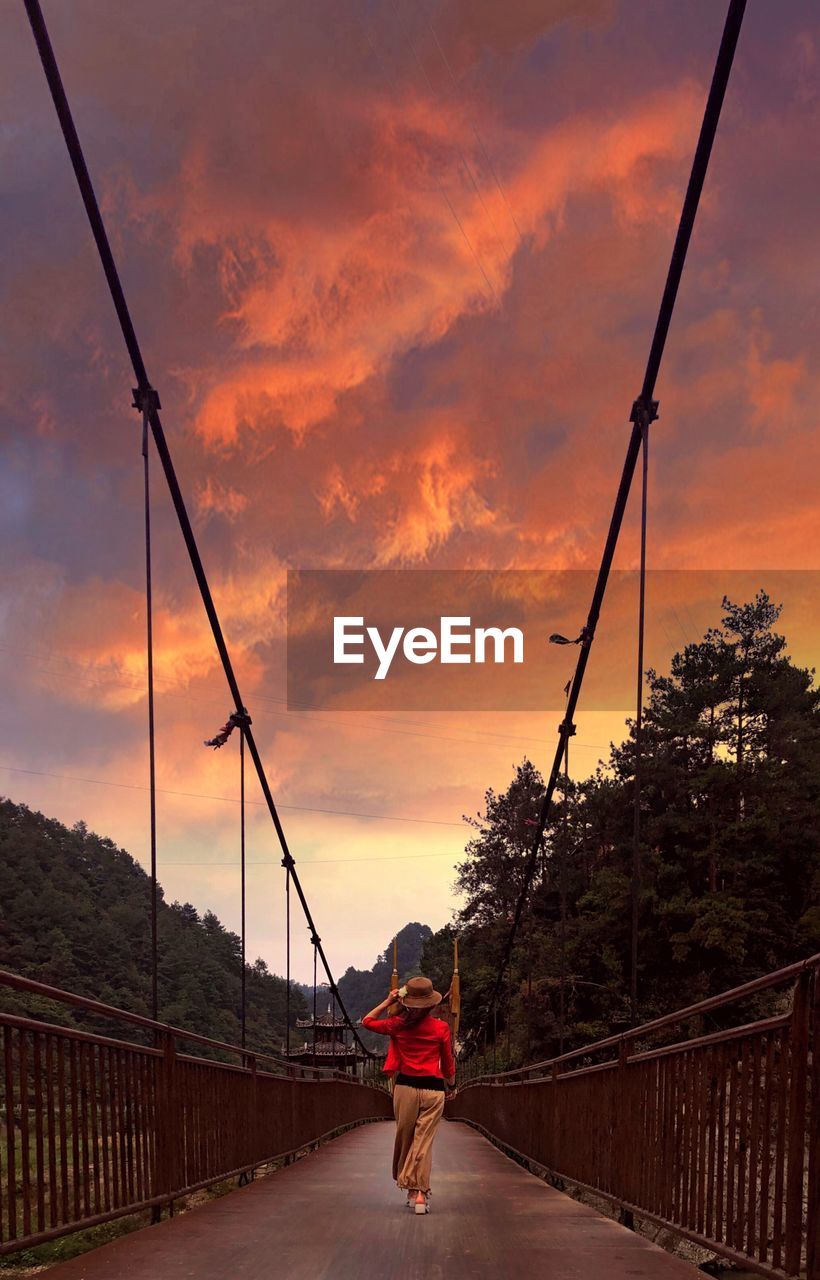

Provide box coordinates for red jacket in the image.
[362,1012,456,1080]
[382,1037,400,1077]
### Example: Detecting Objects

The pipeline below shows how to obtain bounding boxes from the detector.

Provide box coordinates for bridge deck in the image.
[45,1120,698,1280]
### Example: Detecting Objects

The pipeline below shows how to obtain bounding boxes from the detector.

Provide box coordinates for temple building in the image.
[286,999,369,1074]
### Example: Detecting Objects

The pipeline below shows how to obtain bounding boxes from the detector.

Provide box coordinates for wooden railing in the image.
[0,970,392,1255]
[448,955,820,1280]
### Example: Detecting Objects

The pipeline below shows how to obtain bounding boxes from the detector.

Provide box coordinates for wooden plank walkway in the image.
[46,1121,699,1279]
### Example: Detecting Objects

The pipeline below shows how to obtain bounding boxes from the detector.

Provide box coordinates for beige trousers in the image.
[391,1083,446,1193]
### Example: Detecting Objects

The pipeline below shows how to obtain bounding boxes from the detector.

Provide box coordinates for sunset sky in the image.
[1,1,818,985]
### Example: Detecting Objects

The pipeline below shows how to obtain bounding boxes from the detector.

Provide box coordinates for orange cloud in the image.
[196,476,249,521]
[373,430,497,566]
[746,312,806,431]
[3,556,286,710]
[155,80,707,452]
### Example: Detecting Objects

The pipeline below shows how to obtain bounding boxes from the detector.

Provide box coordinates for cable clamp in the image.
[281,855,295,871]
[629,396,659,431]
[229,707,252,731]
[310,932,321,948]
[558,719,577,738]
[132,385,161,415]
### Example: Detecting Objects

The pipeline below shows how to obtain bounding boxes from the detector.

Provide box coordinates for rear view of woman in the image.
[362,976,456,1214]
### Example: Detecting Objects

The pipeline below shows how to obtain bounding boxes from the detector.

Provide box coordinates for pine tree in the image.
[423,593,820,1066]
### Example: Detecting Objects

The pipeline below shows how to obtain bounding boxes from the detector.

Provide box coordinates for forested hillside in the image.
[338,921,433,1015]
[422,593,820,1068]
[0,800,307,1053]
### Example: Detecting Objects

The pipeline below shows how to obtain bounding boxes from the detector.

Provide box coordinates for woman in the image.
[362,975,456,1215]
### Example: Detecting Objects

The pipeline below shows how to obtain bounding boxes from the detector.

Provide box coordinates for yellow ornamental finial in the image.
[387,936,401,1012]
[450,936,461,1039]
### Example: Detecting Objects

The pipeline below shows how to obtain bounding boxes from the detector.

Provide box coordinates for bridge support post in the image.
[804,970,819,1279]
[151,1031,179,1223]
[613,1038,636,1232]
[550,1063,560,1174]
[238,1053,258,1187]
[785,971,810,1276]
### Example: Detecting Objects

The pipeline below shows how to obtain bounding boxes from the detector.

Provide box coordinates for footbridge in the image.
[1,958,817,1278]
[4,0,818,1277]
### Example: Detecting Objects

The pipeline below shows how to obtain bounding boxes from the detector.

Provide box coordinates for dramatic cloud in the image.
[1,0,818,975]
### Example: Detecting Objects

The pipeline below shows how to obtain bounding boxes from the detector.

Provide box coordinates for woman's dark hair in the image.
[401,1005,436,1028]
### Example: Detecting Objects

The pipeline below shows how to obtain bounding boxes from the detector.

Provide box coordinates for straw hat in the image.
[400,976,442,1009]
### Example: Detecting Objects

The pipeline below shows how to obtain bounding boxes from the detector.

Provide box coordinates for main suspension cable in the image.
[312,944,318,1066]
[23,0,375,1061]
[469,0,747,1051]
[240,723,247,1049]
[630,420,650,1024]
[558,691,569,1056]
[285,861,291,1054]
[141,407,159,1025]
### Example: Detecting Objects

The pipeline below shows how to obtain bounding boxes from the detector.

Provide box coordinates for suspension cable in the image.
[240,724,246,1049]
[559,695,569,1056]
[630,420,650,1024]
[492,1003,497,1072]
[23,0,376,1061]
[312,944,318,1067]
[505,975,511,1066]
[141,406,158,1024]
[285,860,291,1054]
[468,0,747,1051]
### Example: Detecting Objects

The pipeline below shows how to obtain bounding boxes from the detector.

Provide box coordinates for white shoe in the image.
[414,1192,429,1215]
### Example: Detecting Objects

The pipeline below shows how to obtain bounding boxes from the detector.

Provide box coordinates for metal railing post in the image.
[152,1031,178,1219]
[616,1038,635,1225]
[785,971,811,1275]
[782,972,808,1274]
[248,1053,258,1176]
[807,969,820,1280]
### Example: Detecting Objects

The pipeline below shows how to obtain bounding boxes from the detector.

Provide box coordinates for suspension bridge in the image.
[2,1,818,1276]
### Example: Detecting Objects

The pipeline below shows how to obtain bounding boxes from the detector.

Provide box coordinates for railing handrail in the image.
[469,1012,795,1090]
[463,951,820,1085]
[0,969,393,1257]
[449,960,818,1279]
[0,966,362,1082]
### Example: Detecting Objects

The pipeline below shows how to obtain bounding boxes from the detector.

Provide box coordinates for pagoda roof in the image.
[296,1010,348,1028]
[286,1040,368,1059]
